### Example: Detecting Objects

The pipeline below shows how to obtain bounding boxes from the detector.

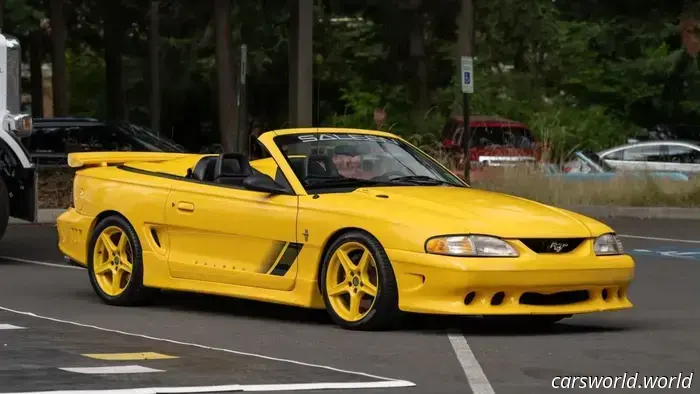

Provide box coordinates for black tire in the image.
[0,177,9,241]
[320,231,401,330]
[87,215,155,306]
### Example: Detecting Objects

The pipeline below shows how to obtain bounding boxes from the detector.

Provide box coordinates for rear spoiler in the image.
[67,152,194,168]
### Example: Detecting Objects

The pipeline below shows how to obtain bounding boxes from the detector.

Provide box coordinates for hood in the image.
[354,186,598,239]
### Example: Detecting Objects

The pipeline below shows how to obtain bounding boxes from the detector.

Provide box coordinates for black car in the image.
[21,118,185,167]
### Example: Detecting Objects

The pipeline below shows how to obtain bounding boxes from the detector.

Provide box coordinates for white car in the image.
[598,140,700,174]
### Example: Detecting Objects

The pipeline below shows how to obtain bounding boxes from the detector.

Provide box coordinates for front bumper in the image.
[56,208,94,267]
[387,239,634,316]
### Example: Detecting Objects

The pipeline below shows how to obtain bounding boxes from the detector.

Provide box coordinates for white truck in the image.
[0,33,36,240]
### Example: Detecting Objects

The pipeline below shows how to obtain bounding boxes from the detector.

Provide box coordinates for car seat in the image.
[191,155,218,182]
[214,153,255,186]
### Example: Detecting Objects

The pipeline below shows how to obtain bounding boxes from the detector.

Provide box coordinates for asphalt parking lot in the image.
[0,218,698,393]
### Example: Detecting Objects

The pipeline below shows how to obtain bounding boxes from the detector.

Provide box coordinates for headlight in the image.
[425,235,519,257]
[593,233,624,256]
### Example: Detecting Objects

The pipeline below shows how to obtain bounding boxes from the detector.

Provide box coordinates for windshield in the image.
[114,122,185,152]
[273,132,465,190]
[579,150,613,171]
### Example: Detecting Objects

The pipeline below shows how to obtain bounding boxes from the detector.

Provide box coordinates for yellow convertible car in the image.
[56,128,634,330]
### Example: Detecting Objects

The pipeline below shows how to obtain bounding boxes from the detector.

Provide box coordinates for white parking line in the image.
[0,323,25,330]
[0,305,415,389]
[618,234,700,244]
[447,332,495,394]
[0,380,415,394]
[59,365,164,374]
[0,256,83,270]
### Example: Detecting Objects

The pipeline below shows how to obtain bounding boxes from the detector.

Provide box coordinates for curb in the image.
[7,205,700,225]
[9,209,67,224]
[563,205,700,220]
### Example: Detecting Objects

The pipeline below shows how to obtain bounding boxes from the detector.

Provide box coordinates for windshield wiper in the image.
[387,175,457,186]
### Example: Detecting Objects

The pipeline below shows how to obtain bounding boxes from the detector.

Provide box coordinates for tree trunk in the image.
[49,0,69,116]
[149,1,161,134]
[288,0,313,127]
[213,0,236,152]
[30,31,43,117]
[409,10,429,117]
[103,0,126,121]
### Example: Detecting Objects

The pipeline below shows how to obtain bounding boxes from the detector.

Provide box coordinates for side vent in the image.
[151,228,161,248]
[145,225,167,256]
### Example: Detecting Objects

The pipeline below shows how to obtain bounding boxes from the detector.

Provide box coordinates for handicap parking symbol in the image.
[463,71,471,85]
[630,247,700,260]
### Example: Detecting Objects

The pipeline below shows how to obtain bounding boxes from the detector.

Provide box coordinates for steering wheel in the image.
[370,170,405,182]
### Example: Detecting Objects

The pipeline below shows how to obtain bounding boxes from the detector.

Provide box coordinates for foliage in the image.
[2,0,699,157]
[471,165,700,208]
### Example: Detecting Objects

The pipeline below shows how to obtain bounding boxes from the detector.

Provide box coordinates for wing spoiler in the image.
[67,152,194,168]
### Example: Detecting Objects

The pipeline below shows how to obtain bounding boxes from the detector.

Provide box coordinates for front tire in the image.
[87,215,154,306]
[320,231,400,330]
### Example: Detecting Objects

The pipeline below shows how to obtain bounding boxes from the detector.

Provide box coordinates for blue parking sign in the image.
[460,56,474,93]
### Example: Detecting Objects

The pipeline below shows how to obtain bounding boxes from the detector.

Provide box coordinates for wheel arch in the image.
[87,210,132,259]
[315,226,392,292]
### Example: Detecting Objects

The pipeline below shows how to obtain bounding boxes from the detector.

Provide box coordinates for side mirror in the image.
[243,174,289,194]
[1,34,33,138]
[3,113,33,137]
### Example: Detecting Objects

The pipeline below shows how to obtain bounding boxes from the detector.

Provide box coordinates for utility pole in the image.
[457,0,474,182]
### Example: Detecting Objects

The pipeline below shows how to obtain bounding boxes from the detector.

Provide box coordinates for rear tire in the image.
[0,177,10,241]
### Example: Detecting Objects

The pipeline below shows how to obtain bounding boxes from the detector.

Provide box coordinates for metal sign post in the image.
[237,44,248,154]
[461,55,473,182]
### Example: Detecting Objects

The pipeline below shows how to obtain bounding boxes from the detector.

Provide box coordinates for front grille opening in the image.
[491,292,505,305]
[601,288,608,301]
[464,292,476,305]
[617,287,625,299]
[520,290,589,306]
[519,238,584,254]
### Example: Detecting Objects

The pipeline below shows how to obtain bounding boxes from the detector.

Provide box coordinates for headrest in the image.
[215,153,253,178]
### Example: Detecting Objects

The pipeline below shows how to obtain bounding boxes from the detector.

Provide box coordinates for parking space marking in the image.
[0,323,25,329]
[629,247,700,260]
[81,352,179,361]
[0,256,83,270]
[0,380,415,394]
[447,332,495,394]
[59,365,165,374]
[0,305,415,388]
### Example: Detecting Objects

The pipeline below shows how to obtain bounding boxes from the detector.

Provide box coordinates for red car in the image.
[441,115,545,167]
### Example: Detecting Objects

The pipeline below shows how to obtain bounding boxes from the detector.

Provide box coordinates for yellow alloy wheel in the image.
[325,241,379,322]
[92,226,134,297]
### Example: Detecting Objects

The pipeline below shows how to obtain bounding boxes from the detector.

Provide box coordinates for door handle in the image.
[176,201,195,212]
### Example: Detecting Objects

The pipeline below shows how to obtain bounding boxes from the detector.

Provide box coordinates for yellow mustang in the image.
[56,128,634,330]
